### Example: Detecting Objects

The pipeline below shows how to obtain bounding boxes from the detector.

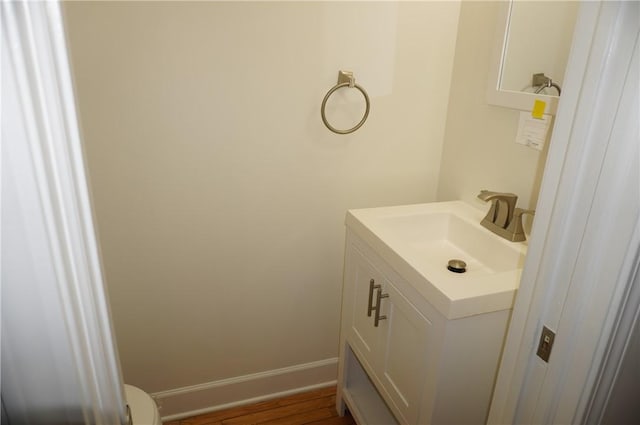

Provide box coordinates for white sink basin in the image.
[345,201,528,319]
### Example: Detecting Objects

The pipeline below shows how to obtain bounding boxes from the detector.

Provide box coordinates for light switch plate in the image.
[536,326,556,362]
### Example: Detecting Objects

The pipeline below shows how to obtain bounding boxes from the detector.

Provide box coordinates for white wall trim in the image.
[153,357,337,398]
[152,358,338,420]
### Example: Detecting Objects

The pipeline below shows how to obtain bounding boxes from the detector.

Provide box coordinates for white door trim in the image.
[2,1,126,423]
[582,234,640,423]
[488,1,640,423]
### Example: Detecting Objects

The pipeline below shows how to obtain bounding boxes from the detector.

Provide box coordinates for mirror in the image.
[487,1,579,115]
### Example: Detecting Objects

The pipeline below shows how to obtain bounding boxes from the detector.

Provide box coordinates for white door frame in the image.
[583,254,640,424]
[2,1,126,423]
[488,1,640,423]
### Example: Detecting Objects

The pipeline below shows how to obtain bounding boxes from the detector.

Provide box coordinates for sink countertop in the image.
[345,201,528,320]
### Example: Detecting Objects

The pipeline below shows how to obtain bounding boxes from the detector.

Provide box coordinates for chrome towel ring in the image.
[321,71,370,134]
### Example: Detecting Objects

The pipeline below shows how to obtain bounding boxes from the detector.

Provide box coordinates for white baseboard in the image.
[152,357,338,421]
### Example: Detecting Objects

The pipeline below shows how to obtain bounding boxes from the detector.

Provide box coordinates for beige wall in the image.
[63,1,460,398]
[437,1,549,212]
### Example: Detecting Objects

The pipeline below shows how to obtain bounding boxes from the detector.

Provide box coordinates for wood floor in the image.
[163,386,356,425]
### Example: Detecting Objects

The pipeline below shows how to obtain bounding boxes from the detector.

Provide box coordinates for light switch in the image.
[536,326,556,363]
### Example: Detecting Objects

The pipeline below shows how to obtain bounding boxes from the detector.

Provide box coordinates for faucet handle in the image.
[515,208,535,216]
[477,190,518,228]
[506,208,536,241]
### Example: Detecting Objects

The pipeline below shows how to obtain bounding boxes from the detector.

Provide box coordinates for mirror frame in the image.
[486,1,560,115]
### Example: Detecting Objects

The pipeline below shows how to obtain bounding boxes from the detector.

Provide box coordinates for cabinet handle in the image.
[367,278,381,317]
[374,288,389,327]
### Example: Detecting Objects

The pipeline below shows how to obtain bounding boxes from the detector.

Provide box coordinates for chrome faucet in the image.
[477,190,534,242]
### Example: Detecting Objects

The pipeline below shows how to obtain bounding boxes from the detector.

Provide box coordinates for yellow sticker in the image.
[532,100,546,119]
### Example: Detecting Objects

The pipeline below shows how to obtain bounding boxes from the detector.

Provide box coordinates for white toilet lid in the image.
[124,384,161,425]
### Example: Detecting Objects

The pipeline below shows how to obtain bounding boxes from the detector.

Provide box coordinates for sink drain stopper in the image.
[447,259,467,273]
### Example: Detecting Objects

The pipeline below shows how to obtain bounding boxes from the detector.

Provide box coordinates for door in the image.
[345,244,386,372]
[488,2,640,423]
[1,1,126,423]
[377,281,432,424]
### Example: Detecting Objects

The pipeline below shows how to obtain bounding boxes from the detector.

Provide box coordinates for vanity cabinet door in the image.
[345,245,386,372]
[344,241,432,424]
[376,281,432,424]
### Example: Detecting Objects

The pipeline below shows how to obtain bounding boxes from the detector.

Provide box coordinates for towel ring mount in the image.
[321,71,370,135]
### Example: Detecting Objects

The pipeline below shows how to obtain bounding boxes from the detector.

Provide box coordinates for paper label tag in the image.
[516,111,552,151]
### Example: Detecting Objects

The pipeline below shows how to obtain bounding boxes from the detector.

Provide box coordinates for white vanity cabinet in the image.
[337,228,513,425]
[344,241,432,424]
